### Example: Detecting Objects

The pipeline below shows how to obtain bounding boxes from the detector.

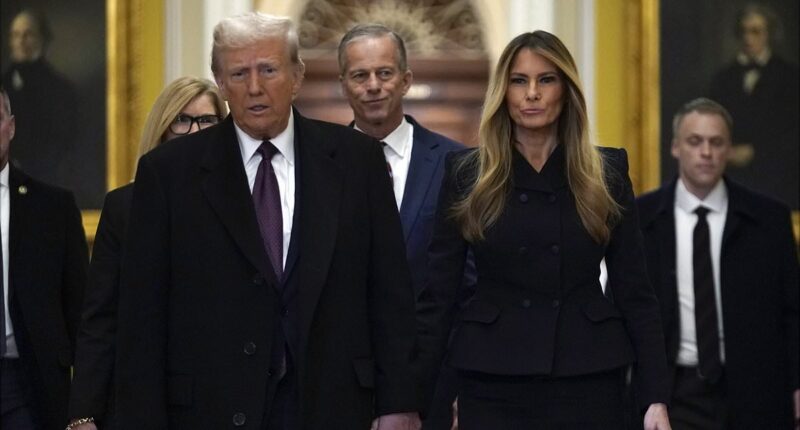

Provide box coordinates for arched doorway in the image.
[293,0,490,146]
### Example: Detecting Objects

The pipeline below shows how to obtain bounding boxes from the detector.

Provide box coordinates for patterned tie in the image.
[693,206,722,383]
[380,141,393,181]
[253,141,283,282]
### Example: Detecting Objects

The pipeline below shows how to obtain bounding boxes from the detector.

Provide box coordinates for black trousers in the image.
[669,366,727,430]
[1,358,40,430]
[457,368,626,430]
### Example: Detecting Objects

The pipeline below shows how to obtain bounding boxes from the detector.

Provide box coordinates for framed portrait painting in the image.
[659,0,799,210]
[1,0,107,210]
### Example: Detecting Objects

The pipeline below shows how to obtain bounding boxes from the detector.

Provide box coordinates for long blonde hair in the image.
[137,76,227,159]
[452,31,619,243]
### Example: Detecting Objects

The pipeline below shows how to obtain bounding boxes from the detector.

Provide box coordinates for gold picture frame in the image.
[83,0,163,243]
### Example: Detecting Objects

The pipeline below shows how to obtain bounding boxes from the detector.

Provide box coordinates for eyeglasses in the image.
[168,114,220,135]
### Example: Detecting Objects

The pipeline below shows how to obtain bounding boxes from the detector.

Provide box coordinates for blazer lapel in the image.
[294,113,343,348]
[200,117,279,288]
[399,118,440,241]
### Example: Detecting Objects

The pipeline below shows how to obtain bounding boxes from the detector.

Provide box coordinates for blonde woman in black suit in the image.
[417,31,672,429]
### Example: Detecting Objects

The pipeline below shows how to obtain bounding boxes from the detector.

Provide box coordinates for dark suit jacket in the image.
[637,177,799,428]
[114,111,419,429]
[418,145,670,409]
[6,165,88,429]
[399,115,475,298]
[69,183,133,426]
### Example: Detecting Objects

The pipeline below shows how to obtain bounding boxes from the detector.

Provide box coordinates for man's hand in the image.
[793,389,799,430]
[69,423,98,430]
[643,403,671,430]
[370,412,421,430]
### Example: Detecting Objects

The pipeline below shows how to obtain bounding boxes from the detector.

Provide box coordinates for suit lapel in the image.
[7,167,32,301]
[646,180,679,334]
[720,178,756,256]
[200,117,279,288]
[399,118,440,241]
[294,113,343,348]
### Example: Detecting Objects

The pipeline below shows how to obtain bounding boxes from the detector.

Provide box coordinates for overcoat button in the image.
[233,412,246,426]
[522,299,532,308]
[519,193,529,203]
[244,342,257,355]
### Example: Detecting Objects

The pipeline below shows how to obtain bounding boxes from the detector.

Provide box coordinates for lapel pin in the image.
[18,185,27,195]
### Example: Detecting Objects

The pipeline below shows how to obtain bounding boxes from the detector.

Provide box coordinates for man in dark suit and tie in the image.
[113,13,421,430]
[637,97,799,429]
[337,24,475,429]
[1,87,89,429]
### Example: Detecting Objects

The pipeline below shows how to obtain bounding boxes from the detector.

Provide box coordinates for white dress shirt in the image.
[674,178,728,366]
[236,111,295,269]
[1,163,19,357]
[356,117,413,209]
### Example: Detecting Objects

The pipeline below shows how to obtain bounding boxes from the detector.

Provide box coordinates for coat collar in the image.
[291,110,343,366]
[511,142,568,192]
[199,115,281,288]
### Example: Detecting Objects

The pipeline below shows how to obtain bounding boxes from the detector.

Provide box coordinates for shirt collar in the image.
[355,117,412,158]
[675,177,728,215]
[0,163,8,188]
[236,109,295,166]
[737,48,771,67]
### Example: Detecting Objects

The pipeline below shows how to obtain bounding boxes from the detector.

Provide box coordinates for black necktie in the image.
[693,206,722,383]
[253,141,283,282]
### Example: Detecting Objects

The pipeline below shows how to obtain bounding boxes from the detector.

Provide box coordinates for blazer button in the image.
[518,193,529,203]
[518,246,527,255]
[550,244,560,255]
[243,342,257,355]
[552,299,560,308]
[232,412,246,426]
[521,299,531,308]
[282,307,289,317]
[548,194,557,203]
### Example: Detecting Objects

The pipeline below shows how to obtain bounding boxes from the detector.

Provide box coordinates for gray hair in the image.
[672,97,734,139]
[211,12,303,76]
[0,87,11,116]
[337,23,408,75]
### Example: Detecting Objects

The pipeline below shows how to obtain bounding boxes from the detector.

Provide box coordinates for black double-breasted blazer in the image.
[418,145,669,409]
[114,111,419,429]
[6,165,88,429]
[637,178,799,428]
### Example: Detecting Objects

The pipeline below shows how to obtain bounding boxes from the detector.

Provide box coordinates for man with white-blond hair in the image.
[112,13,421,430]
